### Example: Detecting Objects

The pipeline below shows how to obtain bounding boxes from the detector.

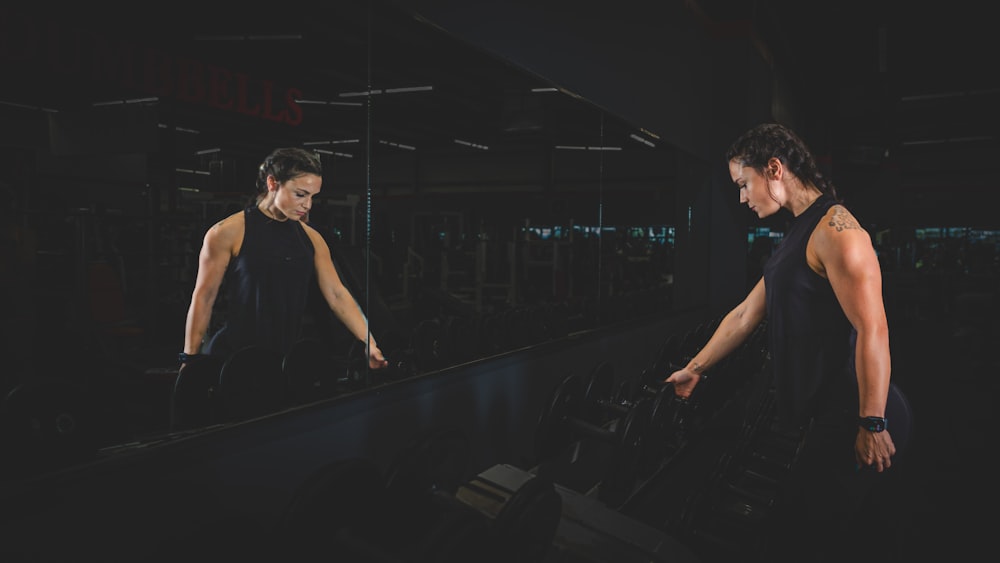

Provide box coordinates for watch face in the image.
[860,417,886,432]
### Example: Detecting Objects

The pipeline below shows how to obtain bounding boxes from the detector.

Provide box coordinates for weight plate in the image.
[534,373,583,462]
[582,361,615,422]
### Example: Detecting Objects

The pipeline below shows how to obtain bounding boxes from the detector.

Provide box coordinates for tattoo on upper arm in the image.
[829,206,860,232]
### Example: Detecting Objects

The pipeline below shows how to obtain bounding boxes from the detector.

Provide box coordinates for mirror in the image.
[0,1,679,480]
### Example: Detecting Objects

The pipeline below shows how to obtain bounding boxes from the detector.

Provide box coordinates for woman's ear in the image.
[766,157,782,180]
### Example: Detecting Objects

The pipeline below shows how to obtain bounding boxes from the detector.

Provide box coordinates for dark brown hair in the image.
[725,123,840,201]
[255,147,323,201]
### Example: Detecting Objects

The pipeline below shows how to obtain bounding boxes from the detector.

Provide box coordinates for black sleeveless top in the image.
[763,194,857,429]
[208,205,315,357]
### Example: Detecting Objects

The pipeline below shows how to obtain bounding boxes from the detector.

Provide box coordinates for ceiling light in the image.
[92,97,158,106]
[629,133,656,148]
[339,85,434,97]
[159,124,200,134]
[303,139,360,146]
[0,99,57,112]
[194,34,302,41]
[296,99,363,107]
[554,145,622,151]
[454,139,489,150]
[314,149,353,158]
[378,140,416,151]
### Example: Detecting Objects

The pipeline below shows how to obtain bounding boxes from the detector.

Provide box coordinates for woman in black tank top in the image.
[181,147,389,370]
[665,123,901,561]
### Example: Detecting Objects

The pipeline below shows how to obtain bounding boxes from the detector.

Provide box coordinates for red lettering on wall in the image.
[4,13,303,128]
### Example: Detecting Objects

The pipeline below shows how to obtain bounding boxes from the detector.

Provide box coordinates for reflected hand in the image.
[368,343,389,370]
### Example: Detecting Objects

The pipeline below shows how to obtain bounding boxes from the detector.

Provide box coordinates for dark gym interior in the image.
[1,1,997,561]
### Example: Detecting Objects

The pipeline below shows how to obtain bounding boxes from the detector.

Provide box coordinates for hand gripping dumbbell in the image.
[583,361,684,455]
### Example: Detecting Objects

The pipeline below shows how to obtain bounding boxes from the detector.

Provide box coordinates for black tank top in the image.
[763,194,857,429]
[211,205,315,357]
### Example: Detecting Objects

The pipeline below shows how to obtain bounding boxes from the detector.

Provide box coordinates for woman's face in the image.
[729,159,779,219]
[272,173,321,222]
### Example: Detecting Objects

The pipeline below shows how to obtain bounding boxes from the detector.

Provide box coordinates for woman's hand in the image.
[665,367,701,400]
[368,342,389,370]
[855,428,896,472]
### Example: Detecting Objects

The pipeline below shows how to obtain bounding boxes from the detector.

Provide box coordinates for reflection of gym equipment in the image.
[216,345,287,422]
[282,337,339,405]
[170,355,226,431]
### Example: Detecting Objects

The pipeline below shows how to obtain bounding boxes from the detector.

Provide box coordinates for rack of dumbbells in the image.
[524,315,819,562]
[265,317,799,563]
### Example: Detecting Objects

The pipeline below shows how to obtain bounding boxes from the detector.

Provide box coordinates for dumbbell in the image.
[342,340,420,387]
[534,372,654,496]
[453,463,563,563]
[582,361,683,453]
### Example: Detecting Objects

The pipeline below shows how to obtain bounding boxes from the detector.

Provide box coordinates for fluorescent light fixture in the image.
[247,34,302,40]
[0,99,57,112]
[296,98,364,107]
[178,187,201,192]
[378,139,416,151]
[901,136,993,146]
[175,168,211,176]
[554,145,621,151]
[639,127,660,139]
[92,97,158,106]
[531,87,559,92]
[303,139,360,146]
[314,149,354,158]
[384,86,433,94]
[901,91,968,102]
[158,123,200,134]
[339,85,433,97]
[340,90,379,97]
[629,133,656,148]
[196,148,221,155]
[454,139,489,150]
[194,34,302,41]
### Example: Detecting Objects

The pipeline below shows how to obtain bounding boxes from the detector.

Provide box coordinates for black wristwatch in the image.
[178,352,201,363]
[858,416,888,432]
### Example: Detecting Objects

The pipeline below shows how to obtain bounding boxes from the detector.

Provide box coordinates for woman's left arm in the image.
[305,225,388,369]
[810,204,896,471]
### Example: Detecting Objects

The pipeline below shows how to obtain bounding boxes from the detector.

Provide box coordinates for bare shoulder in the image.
[301,221,328,248]
[203,210,245,248]
[808,204,874,275]
[814,204,872,249]
[824,204,866,234]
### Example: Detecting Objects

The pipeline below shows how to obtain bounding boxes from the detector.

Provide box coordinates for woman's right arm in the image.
[665,277,767,398]
[183,217,238,355]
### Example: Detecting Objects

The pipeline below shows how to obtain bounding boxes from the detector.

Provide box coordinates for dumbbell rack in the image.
[671,385,806,561]
[524,324,816,562]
